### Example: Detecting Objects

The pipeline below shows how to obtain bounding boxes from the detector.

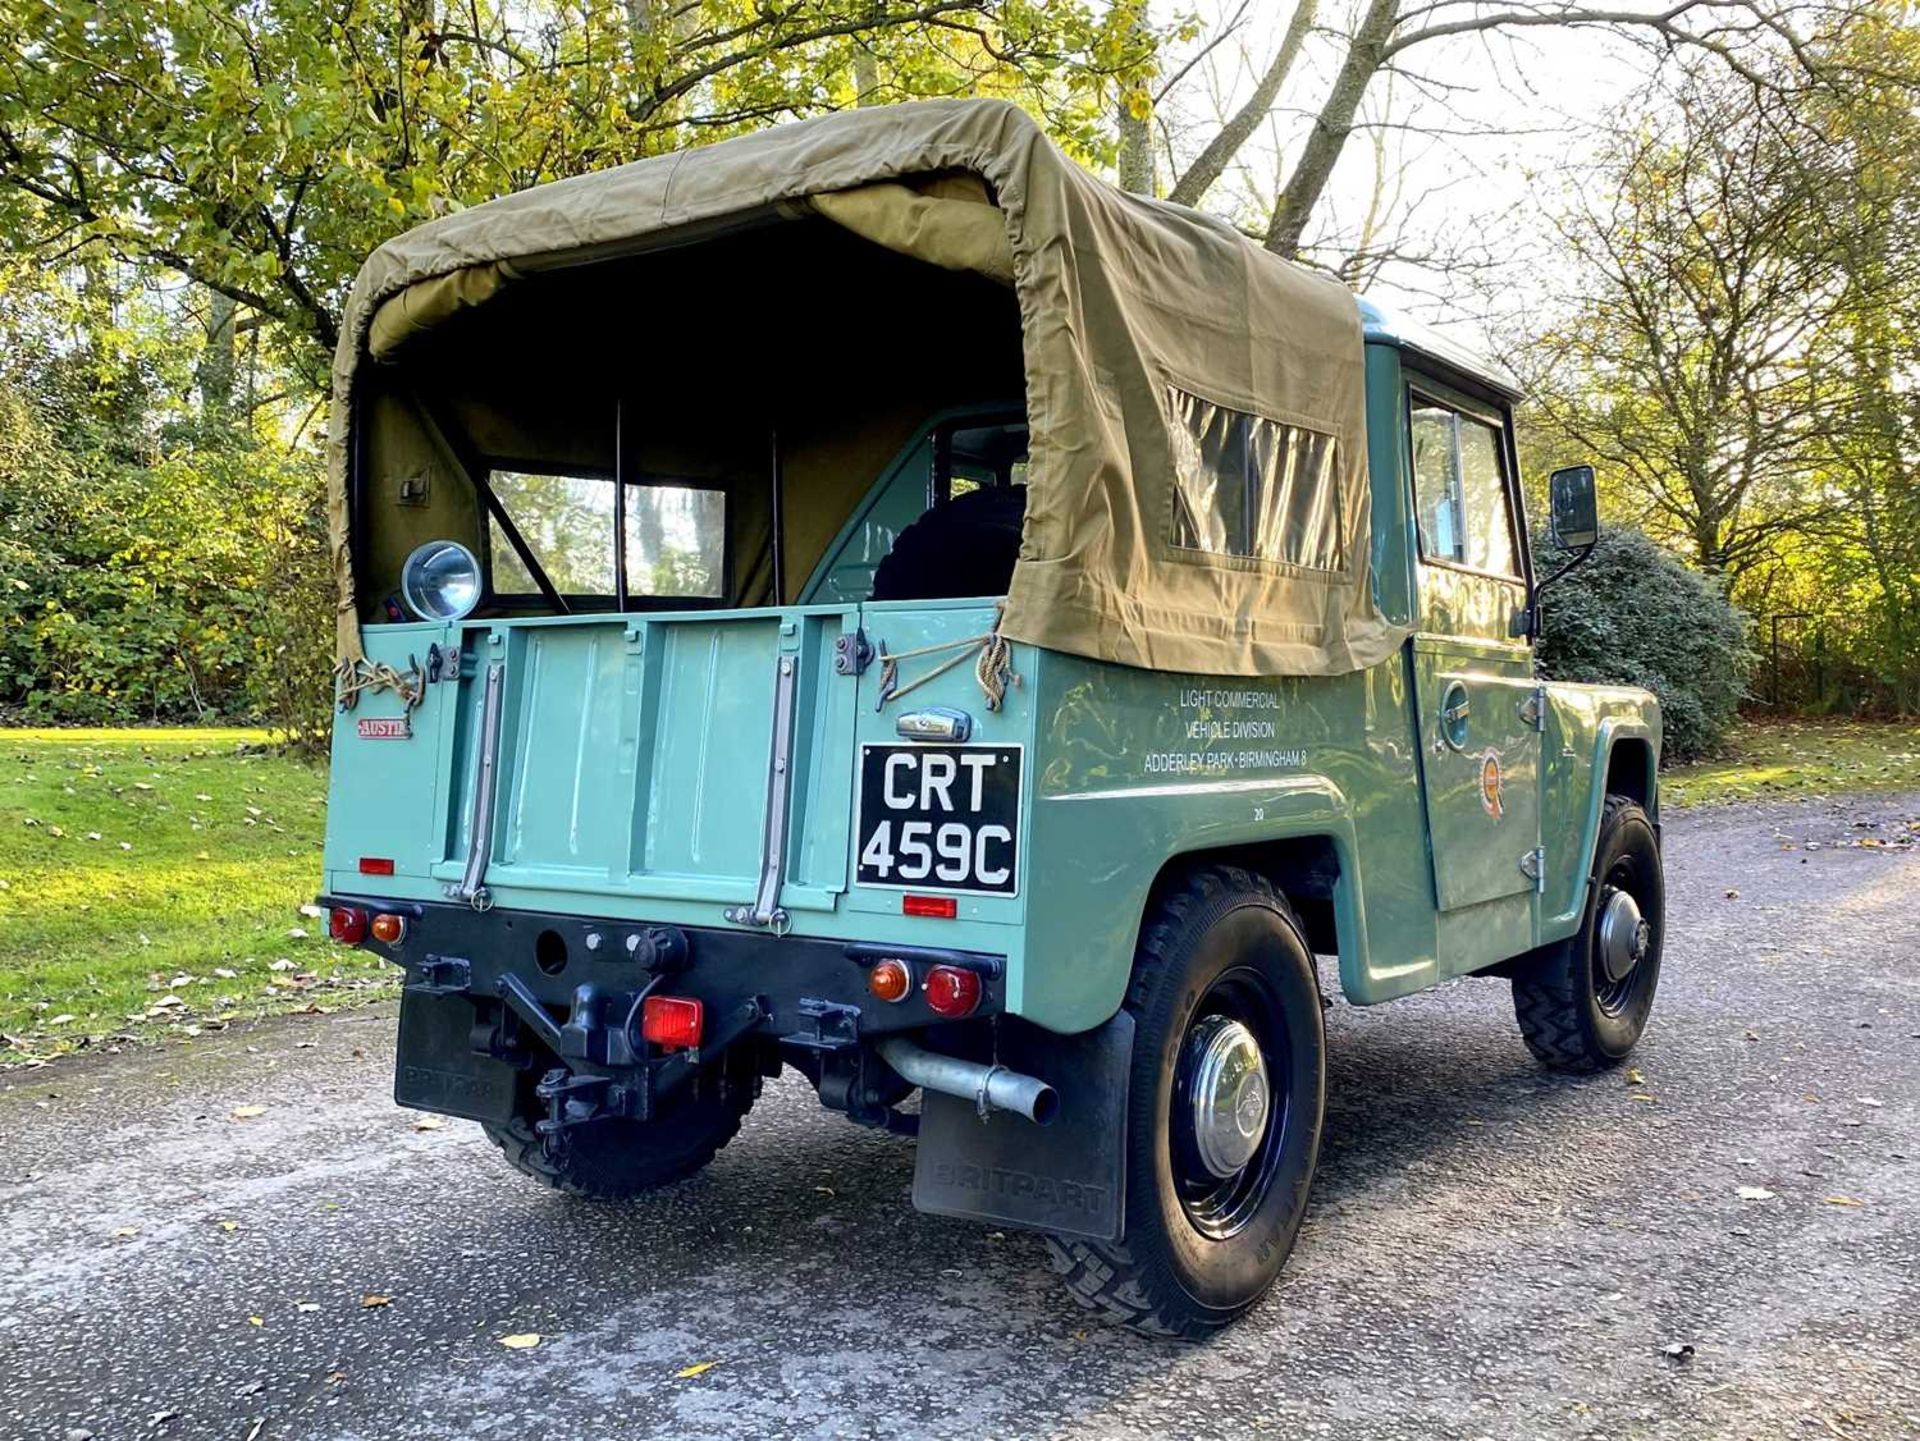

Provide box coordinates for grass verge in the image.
[0,728,394,1067]
[1664,718,1920,809]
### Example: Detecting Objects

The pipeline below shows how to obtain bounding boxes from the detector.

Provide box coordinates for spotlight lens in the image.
[399,540,481,622]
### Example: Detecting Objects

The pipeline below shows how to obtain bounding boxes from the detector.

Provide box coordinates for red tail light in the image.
[328,907,368,944]
[923,965,982,1019]
[641,995,704,1051]
[358,857,395,876]
[902,894,958,919]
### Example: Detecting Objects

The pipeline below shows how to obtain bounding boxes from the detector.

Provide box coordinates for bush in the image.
[1534,526,1753,764]
[0,387,334,749]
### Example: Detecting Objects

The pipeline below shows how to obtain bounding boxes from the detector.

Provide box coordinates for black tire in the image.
[869,484,1027,602]
[1044,865,1326,1338]
[482,1080,757,1200]
[1512,795,1664,1072]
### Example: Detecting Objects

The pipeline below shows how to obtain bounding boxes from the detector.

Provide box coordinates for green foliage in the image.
[1534,527,1754,764]
[0,0,1162,367]
[0,413,333,744]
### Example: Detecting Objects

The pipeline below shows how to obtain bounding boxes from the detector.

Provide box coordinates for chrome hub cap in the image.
[1185,1015,1271,1180]
[1597,887,1649,985]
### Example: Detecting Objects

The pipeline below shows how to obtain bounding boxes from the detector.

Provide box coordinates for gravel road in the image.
[3,792,1916,1441]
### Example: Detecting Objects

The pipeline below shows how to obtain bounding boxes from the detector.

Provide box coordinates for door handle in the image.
[1439,680,1472,751]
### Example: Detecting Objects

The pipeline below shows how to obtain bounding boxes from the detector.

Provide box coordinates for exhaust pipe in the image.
[877,1037,1058,1125]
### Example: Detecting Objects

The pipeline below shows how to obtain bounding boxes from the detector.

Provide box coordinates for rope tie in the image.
[333,655,426,712]
[875,606,1020,712]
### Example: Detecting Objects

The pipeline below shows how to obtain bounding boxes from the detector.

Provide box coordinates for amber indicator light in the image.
[867,958,913,1003]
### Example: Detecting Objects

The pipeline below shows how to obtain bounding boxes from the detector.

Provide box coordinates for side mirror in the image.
[1517,463,1601,641]
[1548,464,1599,551]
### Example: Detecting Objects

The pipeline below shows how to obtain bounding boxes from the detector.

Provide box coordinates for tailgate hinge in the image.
[725,650,799,933]
[446,660,505,912]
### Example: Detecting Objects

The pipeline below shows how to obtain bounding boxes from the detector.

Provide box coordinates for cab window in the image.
[488,469,727,600]
[1409,396,1518,578]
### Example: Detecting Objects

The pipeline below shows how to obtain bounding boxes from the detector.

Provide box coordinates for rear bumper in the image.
[320,893,1004,1121]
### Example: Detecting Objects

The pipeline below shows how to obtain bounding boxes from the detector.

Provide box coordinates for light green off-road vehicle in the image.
[318,100,1663,1336]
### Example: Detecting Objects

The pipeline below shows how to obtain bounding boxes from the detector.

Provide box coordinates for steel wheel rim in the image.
[1593,853,1656,1015]
[1170,966,1290,1241]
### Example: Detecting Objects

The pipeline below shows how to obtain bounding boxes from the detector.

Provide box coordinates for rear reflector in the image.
[902,894,958,919]
[641,995,704,1052]
[328,907,368,945]
[370,913,407,945]
[924,964,983,1019]
[358,857,395,876]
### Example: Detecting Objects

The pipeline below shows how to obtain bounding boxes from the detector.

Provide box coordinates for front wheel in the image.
[1044,866,1326,1338]
[1512,794,1665,1072]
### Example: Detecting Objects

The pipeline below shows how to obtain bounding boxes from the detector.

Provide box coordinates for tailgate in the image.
[429,605,859,917]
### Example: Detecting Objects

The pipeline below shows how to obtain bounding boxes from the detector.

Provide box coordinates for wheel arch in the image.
[1551,719,1660,936]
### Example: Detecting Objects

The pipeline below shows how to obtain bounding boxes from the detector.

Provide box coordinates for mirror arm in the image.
[1520,541,1596,640]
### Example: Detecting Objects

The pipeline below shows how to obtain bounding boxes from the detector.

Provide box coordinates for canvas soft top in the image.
[328,98,1409,677]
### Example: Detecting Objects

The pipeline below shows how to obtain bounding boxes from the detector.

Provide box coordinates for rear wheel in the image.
[1044,866,1326,1338]
[482,1079,757,1200]
[1512,795,1664,1072]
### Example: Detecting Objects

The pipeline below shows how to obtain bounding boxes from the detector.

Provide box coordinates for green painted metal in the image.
[324,334,1661,1039]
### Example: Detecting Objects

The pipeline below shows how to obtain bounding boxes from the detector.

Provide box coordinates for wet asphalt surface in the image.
[2,792,1916,1441]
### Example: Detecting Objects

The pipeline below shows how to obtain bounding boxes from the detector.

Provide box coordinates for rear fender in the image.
[1019,773,1371,1031]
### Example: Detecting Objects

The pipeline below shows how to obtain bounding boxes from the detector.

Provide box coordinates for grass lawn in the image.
[1664,717,1920,808]
[0,728,394,1066]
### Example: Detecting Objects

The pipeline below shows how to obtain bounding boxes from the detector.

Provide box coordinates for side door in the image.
[1404,374,1542,911]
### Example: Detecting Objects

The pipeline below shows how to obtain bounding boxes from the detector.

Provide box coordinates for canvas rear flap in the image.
[329,98,1407,677]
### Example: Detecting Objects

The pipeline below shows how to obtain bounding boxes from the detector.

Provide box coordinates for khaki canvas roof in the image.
[328,98,1410,677]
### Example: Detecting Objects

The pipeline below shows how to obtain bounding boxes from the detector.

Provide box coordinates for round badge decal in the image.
[1478,748,1504,819]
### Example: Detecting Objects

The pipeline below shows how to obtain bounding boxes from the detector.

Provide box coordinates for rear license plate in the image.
[856,744,1021,896]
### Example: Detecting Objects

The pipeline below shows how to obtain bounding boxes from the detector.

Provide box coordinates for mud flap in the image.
[911,1012,1133,1242]
[393,990,516,1123]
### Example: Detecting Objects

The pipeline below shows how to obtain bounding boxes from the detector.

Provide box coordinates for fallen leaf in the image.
[248,1315,264,1327]
[361,1294,391,1308]
[1724,888,1739,899]
[1625,1067,1644,1085]
[412,1116,445,1131]
[1857,1096,1884,1108]
[1824,1195,1865,1207]
[217,1220,240,1232]
[1663,1342,1695,1362]
[111,1225,139,1238]
[1737,1186,1777,1201]
[674,1361,720,1379]
[230,1104,267,1120]
[47,1014,76,1027]
[296,1302,321,1313]
[499,1333,542,1350]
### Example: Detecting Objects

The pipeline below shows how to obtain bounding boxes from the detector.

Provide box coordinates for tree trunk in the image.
[1263,0,1400,259]
[1116,101,1155,195]
[1167,0,1318,209]
[196,288,237,431]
